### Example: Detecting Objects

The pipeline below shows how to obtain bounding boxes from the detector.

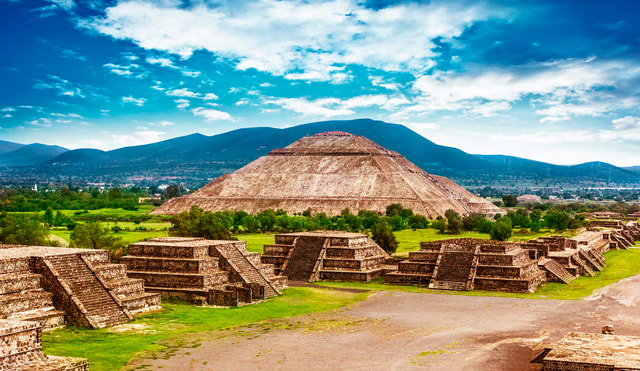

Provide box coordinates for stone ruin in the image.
[0,245,160,330]
[385,224,639,292]
[0,318,87,371]
[261,231,392,282]
[122,237,287,306]
[532,332,640,370]
[151,131,504,219]
[385,238,546,293]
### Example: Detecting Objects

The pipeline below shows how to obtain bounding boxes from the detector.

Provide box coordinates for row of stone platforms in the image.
[384,238,547,293]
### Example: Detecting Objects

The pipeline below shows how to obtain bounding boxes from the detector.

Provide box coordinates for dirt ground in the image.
[125,274,640,371]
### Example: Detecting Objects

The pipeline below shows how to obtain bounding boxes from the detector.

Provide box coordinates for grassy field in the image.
[42,287,369,371]
[316,248,640,300]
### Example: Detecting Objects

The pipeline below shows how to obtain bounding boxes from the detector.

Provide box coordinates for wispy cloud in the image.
[103,63,148,79]
[32,74,104,100]
[192,107,233,121]
[166,88,218,100]
[122,96,146,106]
[265,94,409,117]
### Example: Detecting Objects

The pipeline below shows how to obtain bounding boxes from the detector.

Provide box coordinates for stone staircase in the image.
[571,254,595,277]
[428,246,479,291]
[283,236,327,282]
[212,243,280,298]
[578,250,603,271]
[538,258,576,284]
[43,254,131,329]
[0,258,64,330]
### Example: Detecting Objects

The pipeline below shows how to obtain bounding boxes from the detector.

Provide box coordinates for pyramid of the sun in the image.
[152,132,503,218]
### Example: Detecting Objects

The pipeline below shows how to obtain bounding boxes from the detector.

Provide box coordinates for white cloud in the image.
[265,94,408,117]
[259,82,273,88]
[103,63,147,79]
[166,88,218,100]
[122,96,146,106]
[192,107,233,121]
[146,57,175,68]
[1,107,16,112]
[32,75,103,99]
[27,118,53,127]
[3,114,12,118]
[369,76,401,91]
[174,99,190,110]
[84,0,504,81]
[402,58,640,122]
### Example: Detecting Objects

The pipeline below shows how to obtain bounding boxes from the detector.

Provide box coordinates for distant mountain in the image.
[0,140,24,155]
[475,155,640,185]
[3,119,640,188]
[0,143,68,167]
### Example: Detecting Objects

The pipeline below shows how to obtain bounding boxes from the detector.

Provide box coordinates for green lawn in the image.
[42,287,369,371]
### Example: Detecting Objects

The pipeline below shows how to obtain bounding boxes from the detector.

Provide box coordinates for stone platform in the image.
[532,332,640,370]
[0,318,88,370]
[385,238,546,293]
[123,237,287,306]
[0,245,160,329]
[262,231,392,283]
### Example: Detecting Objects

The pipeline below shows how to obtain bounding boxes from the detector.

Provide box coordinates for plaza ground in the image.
[123,273,640,370]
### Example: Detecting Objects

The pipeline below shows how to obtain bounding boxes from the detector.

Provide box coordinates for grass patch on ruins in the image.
[235,233,276,253]
[42,287,369,371]
[316,248,640,300]
[394,229,489,256]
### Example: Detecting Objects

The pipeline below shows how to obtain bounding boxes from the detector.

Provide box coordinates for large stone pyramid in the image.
[152,132,502,218]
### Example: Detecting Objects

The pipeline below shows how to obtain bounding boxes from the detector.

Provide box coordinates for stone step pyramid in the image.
[151,132,503,218]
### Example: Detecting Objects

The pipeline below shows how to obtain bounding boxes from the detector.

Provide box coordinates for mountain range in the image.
[2,119,639,189]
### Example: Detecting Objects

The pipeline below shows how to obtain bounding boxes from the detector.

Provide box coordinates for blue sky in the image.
[1,0,640,166]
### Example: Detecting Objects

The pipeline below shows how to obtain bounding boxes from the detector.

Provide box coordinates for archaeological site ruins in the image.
[122,237,287,306]
[151,131,503,218]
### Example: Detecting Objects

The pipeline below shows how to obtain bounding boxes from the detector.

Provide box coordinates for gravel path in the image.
[125,274,640,371]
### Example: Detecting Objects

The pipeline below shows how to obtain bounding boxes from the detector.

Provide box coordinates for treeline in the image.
[0,187,146,212]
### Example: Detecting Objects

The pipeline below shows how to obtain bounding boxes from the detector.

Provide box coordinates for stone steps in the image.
[45,255,130,329]
[218,245,279,298]
[539,258,576,284]
[572,255,595,277]
[579,250,603,271]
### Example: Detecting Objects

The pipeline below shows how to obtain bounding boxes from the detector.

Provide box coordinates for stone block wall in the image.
[0,319,88,371]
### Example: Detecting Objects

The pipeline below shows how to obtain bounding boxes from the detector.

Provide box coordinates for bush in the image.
[490,220,512,241]
[371,220,398,254]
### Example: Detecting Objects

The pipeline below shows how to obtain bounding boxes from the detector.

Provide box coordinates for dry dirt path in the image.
[125,275,640,371]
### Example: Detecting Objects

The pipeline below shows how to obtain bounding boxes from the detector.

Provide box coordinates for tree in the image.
[544,209,570,231]
[70,221,124,250]
[371,219,398,254]
[462,213,485,231]
[0,213,54,246]
[445,209,462,234]
[169,206,235,240]
[408,214,429,229]
[490,220,512,241]
[164,184,181,200]
[385,203,404,217]
[502,194,518,207]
